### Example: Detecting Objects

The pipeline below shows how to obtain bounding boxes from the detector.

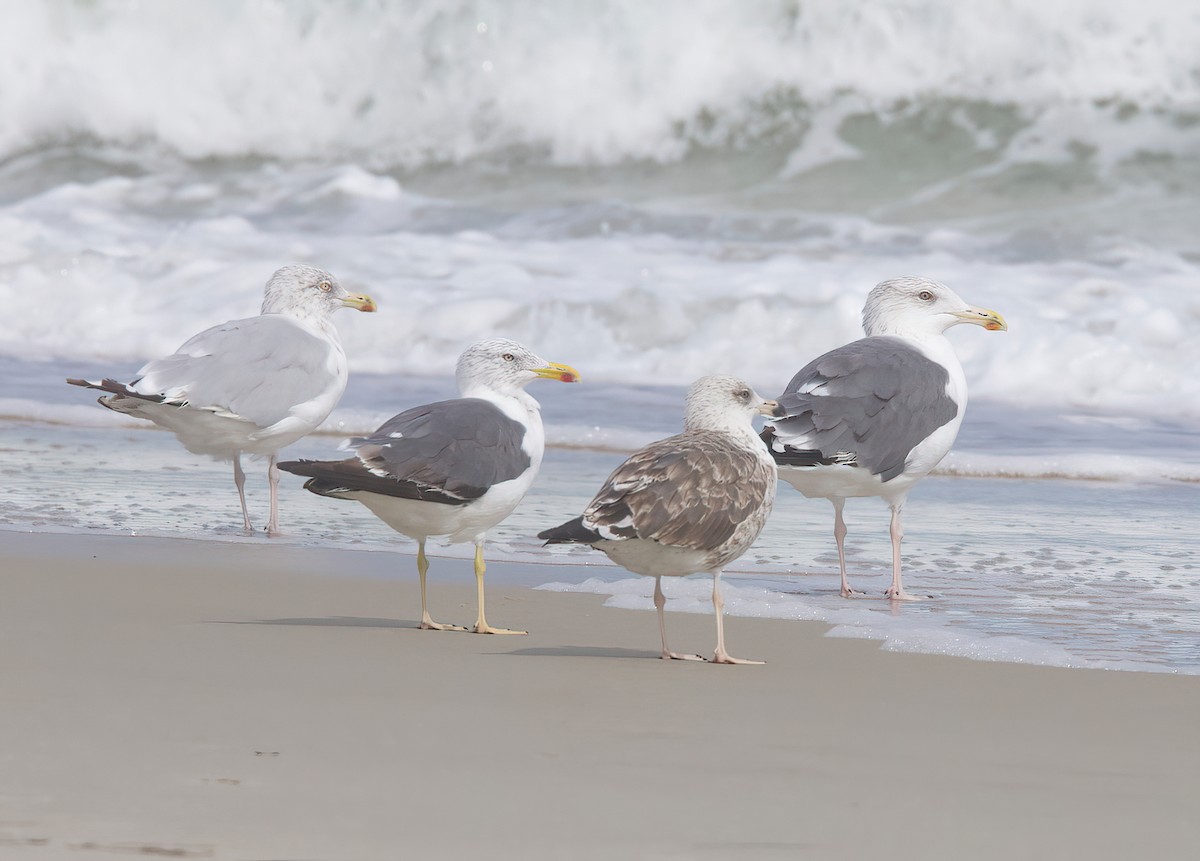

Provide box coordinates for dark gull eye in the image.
[735,388,751,401]
[918,290,933,301]
[502,353,515,362]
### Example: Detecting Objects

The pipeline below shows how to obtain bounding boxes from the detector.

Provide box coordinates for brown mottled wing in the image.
[581,431,772,551]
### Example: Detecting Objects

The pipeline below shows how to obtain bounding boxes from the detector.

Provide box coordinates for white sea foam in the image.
[937,451,1200,485]
[2,1,1197,169]
[3,190,1198,425]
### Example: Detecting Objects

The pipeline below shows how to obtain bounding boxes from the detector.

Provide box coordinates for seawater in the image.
[1,1,1198,673]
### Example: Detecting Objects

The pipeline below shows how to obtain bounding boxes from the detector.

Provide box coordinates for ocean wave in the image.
[3,0,1198,171]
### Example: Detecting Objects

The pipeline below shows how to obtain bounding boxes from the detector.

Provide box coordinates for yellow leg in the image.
[472,543,526,635]
[417,541,466,631]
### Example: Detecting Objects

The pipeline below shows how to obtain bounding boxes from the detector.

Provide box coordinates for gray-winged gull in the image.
[278,338,579,635]
[539,375,781,664]
[67,265,376,536]
[761,276,1007,600]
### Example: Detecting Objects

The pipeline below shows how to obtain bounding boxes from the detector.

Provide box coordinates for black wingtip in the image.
[537,516,600,545]
[66,376,117,392]
[276,459,338,484]
[274,459,310,476]
[66,377,167,404]
[301,477,358,498]
[276,461,359,499]
[276,460,348,491]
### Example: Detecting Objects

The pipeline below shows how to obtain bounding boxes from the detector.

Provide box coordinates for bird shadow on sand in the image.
[215,620,663,659]
[217,616,419,629]
[499,645,662,660]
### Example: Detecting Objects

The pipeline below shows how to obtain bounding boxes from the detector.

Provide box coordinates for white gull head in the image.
[861,276,1007,339]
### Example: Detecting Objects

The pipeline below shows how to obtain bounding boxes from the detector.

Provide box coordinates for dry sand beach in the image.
[2,530,1196,861]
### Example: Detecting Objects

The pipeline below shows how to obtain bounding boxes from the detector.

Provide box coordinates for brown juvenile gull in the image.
[539,375,781,664]
[761,276,1007,600]
[279,339,579,635]
[67,265,376,536]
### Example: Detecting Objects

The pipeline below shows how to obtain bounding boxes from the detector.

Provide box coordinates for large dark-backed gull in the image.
[761,276,1006,600]
[539,375,781,664]
[279,339,579,635]
[67,265,376,536]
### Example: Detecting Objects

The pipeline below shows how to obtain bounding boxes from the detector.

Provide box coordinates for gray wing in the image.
[764,336,958,482]
[128,315,343,428]
[581,431,774,551]
[279,399,531,506]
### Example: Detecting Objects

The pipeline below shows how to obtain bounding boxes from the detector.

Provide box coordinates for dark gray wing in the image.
[763,336,958,482]
[575,431,773,551]
[278,398,531,506]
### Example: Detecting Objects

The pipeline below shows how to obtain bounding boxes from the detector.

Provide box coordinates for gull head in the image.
[261,265,376,319]
[456,338,580,397]
[862,276,1006,338]
[683,374,782,434]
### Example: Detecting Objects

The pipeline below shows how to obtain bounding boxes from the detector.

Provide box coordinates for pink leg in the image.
[884,502,920,600]
[233,454,253,534]
[831,498,864,598]
[266,455,282,537]
[710,572,763,665]
[654,576,702,661]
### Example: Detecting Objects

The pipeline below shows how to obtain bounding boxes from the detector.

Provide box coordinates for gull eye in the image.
[502,353,515,362]
[318,280,333,293]
[735,388,751,401]
[918,290,934,301]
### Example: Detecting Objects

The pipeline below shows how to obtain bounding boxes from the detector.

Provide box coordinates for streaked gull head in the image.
[260,264,376,320]
[683,374,782,435]
[455,338,580,397]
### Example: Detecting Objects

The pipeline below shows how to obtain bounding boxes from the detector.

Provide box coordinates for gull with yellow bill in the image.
[279,338,579,635]
[68,264,376,536]
[761,276,1007,600]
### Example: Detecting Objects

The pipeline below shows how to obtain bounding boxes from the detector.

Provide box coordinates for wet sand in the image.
[1,530,1196,860]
